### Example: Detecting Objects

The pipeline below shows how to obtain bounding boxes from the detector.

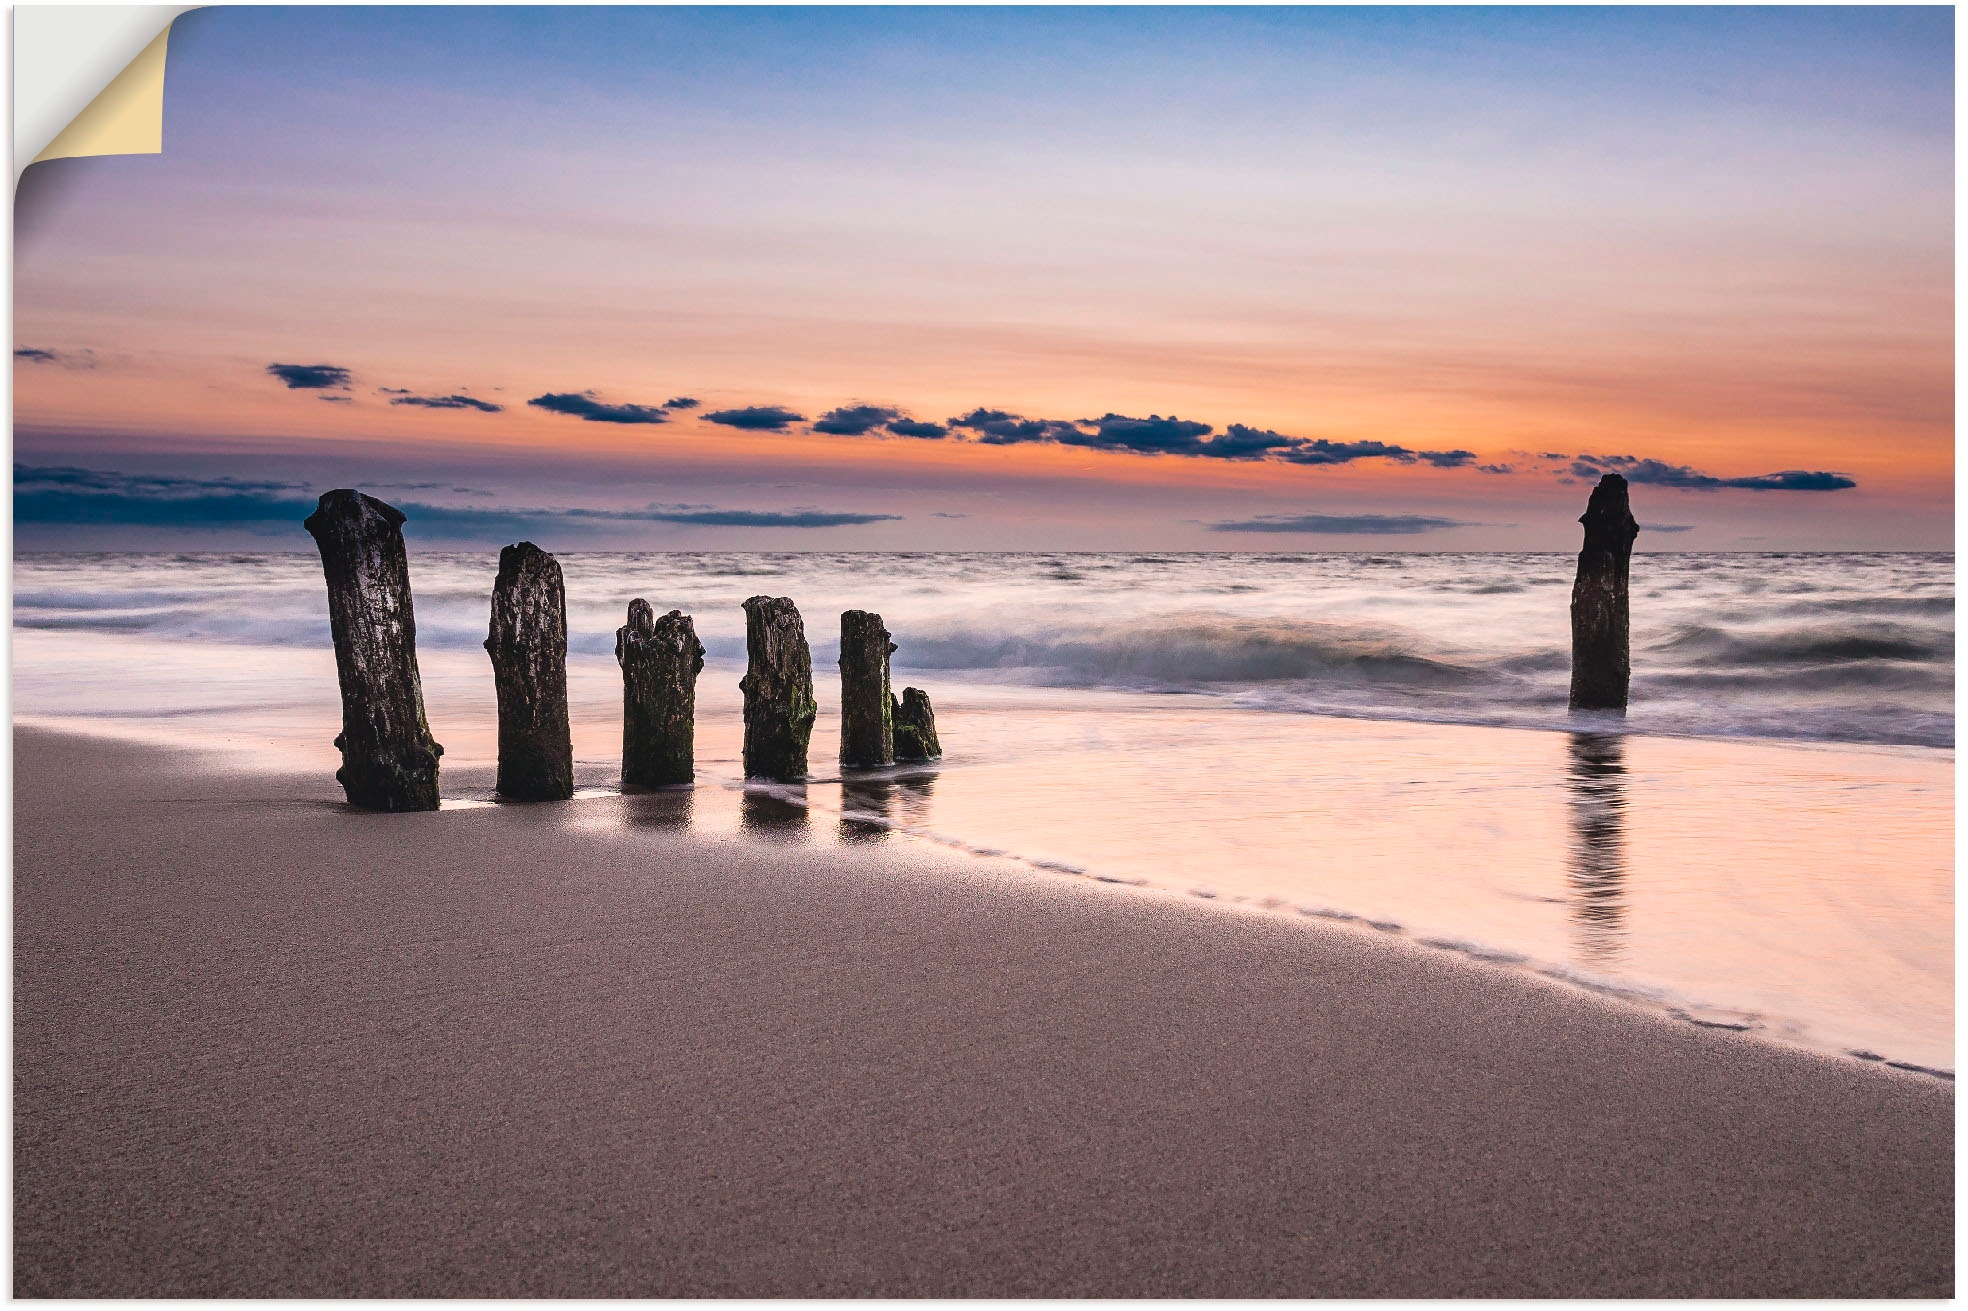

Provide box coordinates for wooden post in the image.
[893,687,942,761]
[484,542,573,801]
[302,489,443,811]
[839,610,896,768]
[616,599,705,787]
[1569,473,1641,711]
[740,596,816,781]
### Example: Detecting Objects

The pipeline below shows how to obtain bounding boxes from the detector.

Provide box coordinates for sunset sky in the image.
[14,5,1953,551]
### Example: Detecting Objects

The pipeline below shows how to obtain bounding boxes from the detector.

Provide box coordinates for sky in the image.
[13,5,1954,551]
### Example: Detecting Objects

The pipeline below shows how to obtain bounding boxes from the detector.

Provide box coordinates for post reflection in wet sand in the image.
[741,783,810,840]
[1565,732,1630,963]
[619,786,694,832]
[839,778,898,844]
[838,773,940,844]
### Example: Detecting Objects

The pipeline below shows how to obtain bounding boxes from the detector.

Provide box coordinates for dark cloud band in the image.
[1570,453,1856,491]
[528,392,669,424]
[13,464,898,537]
[1206,512,1475,535]
[266,362,352,390]
[704,405,806,431]
[391,394,504,413]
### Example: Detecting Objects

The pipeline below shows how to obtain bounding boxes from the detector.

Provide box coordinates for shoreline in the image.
[15,704,1956,1076]
[14,725,1953,1296]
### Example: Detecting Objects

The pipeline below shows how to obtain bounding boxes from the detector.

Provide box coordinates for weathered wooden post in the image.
[484,542,573,801]
[893,687,942,761]
[303,489,442,811]
[839,610,896,768]
[740,596,816,781]
[1568,473,1640,712]
[616,599,705,787]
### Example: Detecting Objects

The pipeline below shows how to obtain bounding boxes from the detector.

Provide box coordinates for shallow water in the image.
[15,549,1954,747]
[12,550,1955,1072]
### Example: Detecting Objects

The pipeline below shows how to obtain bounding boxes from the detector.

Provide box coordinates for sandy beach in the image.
[13,725,1953,1297]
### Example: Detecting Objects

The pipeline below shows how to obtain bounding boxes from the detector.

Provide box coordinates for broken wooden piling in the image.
[484,542,573,801]
[839,610,897,768]
[893,687,942,761]
[303,489,443,811]
[617,599,705,787]
[740,596,817,781]
[1568,473,1640,712]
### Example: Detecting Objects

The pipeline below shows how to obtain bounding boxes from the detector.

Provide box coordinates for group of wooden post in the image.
[304,473,1636,815]
[303,490,941,812]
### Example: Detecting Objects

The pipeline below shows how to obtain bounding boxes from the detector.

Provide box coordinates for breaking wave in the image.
[11,549,1954,749]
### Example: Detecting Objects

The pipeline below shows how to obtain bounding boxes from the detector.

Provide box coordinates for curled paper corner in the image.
[16,6,198,180]
[32,24,172,166]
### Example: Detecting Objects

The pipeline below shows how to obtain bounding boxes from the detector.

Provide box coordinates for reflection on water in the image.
[1565,733,1630,963]
[838,773,938,844]
[740,783,809,839]
[14,650,1952,1070]
[839,778,897,844]
[620,787,694,831]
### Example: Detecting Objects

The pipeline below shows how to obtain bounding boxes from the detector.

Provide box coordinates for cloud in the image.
[887,418,948,439]
[946,408,1087,445]
[930,511,968,519]
[703,405,807,431]
[266,363,351,390]
[1202,424,1304,460]
[391,393,504,413]
[12,464,896,537]
[378,387,411,395]
[663,396,700,410]
[1720,470,1858,491]
[16,464,307,496]
[812,405,900,436]
[1205,511,1475,535]
[528,392,668,424]
[1570,453,1856,491]
[928,409,1501,473]
[628,507,899,527]
[1276,438,1419,466]
[1067,413,1214,455]
[318,395,353,404]
[1641,523,1696,533]
[14,464,319,530]
[15,346,98,369]
[1477,463,1516,475]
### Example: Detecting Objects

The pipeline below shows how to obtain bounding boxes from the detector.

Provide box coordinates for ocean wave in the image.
[1649,622,1952,666]
[895,614,1486,688]
[11,549,1953,749]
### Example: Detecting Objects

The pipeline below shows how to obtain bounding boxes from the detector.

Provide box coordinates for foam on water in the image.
[11,549,1956,1074]
[14,549,1953,747]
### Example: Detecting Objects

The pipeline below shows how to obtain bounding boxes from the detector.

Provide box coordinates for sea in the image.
[13,549,1955,1073]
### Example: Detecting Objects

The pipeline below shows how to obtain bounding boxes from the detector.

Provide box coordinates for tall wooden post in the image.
[893,687,942,762]
[1569,473,1640,712]
[839,610,896,768]
[617,599,705,787]
[740,596,816,781]
[303,489,443,811]
[484,542,573,801]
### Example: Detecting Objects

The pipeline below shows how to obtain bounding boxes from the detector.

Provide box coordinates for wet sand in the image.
[13,727,1953,1296]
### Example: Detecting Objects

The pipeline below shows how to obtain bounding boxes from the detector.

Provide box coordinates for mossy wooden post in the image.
[893,687,942,761]
[484,542,573,801]
[1568,473,1641,712]
[839,609,896,768]
[740,596,816,781]
[303,489,442,811]
[617,599,705,787]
